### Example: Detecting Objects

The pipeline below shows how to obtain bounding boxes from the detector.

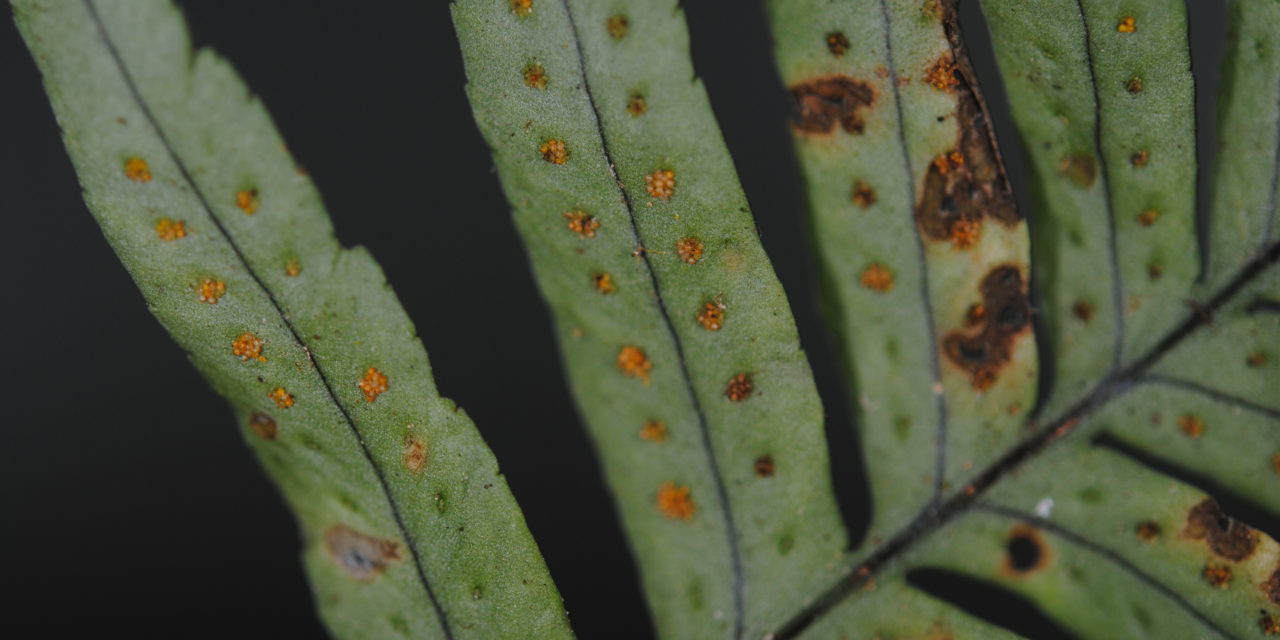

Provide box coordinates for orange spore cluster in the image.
[932,151,965,175]
[644,169,675,199]
[540,138,568,164]
[860,262,894,292]
[268,387,294,409]
[656,482,695,520]
[563,211,599,238]
[154,218,187,241]
[616,346,653,384]
[923,56,959,91]
[1117,16,1136,33]
[359,367,389,402]
[1178,414,1204,438]
[124,157,152,182]
[676,236,703,264]
[697,300,725,331]
[724,373,754,401]
[235,189,259,215]
[593,273,616,294]
[198,278,226,304]
[232,332,267,362]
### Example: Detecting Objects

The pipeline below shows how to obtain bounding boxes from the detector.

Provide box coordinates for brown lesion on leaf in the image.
[1126,76,1144,94]
[1060,154,1098,188]
[676,236,703,264]
[1135,520,1161,542]
[593,272,616,294]
[754,455,775,478]
[825,31,850,57]
[1178,413,1204,438]
[606,14,628,39]
[788,75,876,136]
[324,525,400,582]
[915,1,1020,250]
[860,262,894,292]
[1073,300,1094,323]
[1137,208,1159,227]
[1260,611,1280,635]
[248,412,277,440]
[640,420,667,442]
[852,180,876,208]
[725,373,754,402]
[1131,150,1150,167]
[1203,562,1232,588]
[626,93,647,116]
[941,265,1031,390]
[403,435,426,474]
[1266,566,1280,605]
[1183,498,1258,561]
[285,259,302,277]
[1001,524,1051,576]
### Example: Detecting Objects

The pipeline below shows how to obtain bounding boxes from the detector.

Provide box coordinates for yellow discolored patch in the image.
[627,93,648,116]
[725,373,754,402]
[1178,414,1204,438]
[860,262,894,292]
[640,420,667,442]
[923,55,959,91]
[606,14,628,39]
[235,189,259,215]
[510,0,533,18]
[123,157,152,182]
[248,412,277,440]
[154,218,187,241]
[1137,208,1159,227]
[1202,562,1231,588]
[563,210,599,238]
[403,436,427,474]
[616,346,653,384]
[1060,153,1097,187]
[268,387,295,409]
[656,482,695,520]
[1131,150,1150,167]
[1117,16,1136,33]
[644,169,676,199]
[1126,76,1143,94]
[852,181,876,208]
[232,332,267,362]
[540,138,568,164]
[1135,520,1161,542]
[697,299,725,331]
[285,259,301,277]
[359,367,389,402]
[676,237,704,265]
[198,278,226,304]
[523,62,548,89]
[593,272,616,294]
[826,31,850,57]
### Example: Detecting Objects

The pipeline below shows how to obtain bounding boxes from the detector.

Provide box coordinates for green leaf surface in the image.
[14,1,571,638]
[452,1,847,637]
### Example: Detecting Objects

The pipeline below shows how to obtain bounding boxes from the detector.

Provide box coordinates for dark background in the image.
[0,1,1223,638]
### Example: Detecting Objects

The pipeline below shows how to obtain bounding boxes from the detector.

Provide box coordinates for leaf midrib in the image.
[556,1,747,637]
[82,1,454,636]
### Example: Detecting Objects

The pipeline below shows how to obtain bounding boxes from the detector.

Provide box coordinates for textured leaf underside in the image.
[452,1,848,638]
[14,1,571,638]
[762,0,1280,638]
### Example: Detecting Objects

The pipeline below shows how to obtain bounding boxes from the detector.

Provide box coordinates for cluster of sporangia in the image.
[515,0,771,523]
[123,155,389,442]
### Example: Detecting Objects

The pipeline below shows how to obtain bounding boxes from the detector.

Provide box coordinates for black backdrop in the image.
[0,2,1223,638]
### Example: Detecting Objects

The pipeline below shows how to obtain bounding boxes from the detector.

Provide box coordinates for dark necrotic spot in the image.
[1007,532,1042,572]
[789,75,876,136]
[324,525,400,582]
[941,264,1030,389]
[248,412,277,440]
[1184,498,1259,561]
[1266,567,1280,606]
